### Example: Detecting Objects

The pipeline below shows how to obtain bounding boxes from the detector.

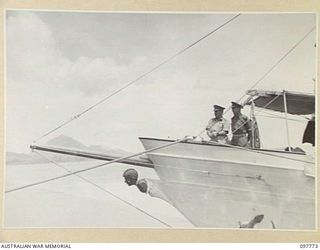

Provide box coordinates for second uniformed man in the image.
[206,105,230,144]
[230,101,252,147]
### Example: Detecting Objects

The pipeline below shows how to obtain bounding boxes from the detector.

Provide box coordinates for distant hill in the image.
[88,145,132,157]
[6,135,132,165]
[46,135,87,149]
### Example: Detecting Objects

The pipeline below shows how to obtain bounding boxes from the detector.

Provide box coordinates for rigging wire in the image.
[7,96,313,196]
[196,88,282,137]
[35,151,311,201]
[196,25,316,138]
[236,25,316,103]
[34,19,315,147]
[9,95,313,194]
[34,14,241,143]
[191,93,314,164]
[33,151,172,228]
[6,137,189,193]
[6,133,313,195]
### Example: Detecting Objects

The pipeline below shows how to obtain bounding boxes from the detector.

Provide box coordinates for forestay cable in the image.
[7,137,188,193]
[7,110,313,196]
[34,14,241,143]
[11,96,312,194]
[196,25,316,138]
[236,26,316,103]
[10,92,311,194]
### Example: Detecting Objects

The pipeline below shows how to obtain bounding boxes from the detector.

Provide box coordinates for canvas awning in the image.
[245,90,315,115]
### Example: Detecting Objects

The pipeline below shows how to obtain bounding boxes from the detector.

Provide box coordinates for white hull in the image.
[139,137,315,229]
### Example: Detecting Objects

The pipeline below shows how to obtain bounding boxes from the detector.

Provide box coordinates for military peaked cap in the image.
[231,101,243,108]
[213,105,225,111]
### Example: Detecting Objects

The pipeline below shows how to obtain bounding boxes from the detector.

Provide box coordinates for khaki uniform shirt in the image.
[231,114,251,147]
[206,117,230,143]
[231,114,251,135]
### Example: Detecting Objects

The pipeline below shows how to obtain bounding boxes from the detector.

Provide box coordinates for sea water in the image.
[4,160,193,228]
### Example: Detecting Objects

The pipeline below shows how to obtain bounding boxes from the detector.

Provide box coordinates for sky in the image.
[5,11,316,153]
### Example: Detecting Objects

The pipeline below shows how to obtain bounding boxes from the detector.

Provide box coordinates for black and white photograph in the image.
[4,10,316,230]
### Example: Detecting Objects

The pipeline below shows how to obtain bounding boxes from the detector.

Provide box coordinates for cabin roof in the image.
[245,89,315,115]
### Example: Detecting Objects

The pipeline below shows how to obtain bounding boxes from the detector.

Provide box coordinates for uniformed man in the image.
[230,101,252,147]
[206,105,230,144]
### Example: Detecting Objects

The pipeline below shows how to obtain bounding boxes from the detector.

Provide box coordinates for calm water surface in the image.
[4,160,193,228]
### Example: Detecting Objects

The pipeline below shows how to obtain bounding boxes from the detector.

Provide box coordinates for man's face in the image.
[232,106,241,116]
[214,109,223,119]
[124,176,137,186]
